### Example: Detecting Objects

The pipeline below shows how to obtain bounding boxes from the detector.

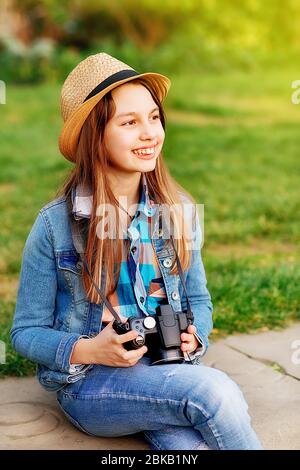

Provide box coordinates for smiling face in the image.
[103,82,165,175]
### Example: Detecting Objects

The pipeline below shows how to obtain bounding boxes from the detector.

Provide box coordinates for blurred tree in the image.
[12,0,199,51]
[1,0,299,82]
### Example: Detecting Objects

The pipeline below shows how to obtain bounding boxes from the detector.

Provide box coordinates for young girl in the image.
[11,52,262,450]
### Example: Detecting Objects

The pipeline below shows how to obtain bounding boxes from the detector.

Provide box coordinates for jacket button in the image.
[131,246,137,254]
[158,228,163,237]
[163,258,172,268]
[76,261,83,269]
[171,291,179,300]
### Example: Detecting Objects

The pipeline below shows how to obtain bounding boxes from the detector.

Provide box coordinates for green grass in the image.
[166,122,300,244]
[206,259,300,335]
[1,66,300,377]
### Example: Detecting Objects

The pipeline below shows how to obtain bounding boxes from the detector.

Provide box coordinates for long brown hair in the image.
[56,78,197,304]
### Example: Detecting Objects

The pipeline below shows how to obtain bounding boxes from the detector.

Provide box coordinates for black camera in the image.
[113,303,194,365]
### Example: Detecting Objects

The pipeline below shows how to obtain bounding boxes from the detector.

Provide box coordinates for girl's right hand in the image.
[89,319,148,367]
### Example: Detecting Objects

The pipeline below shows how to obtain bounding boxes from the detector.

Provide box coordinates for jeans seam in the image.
[206,420,224,450]
[143,431,163,450]
[61,392,184,403]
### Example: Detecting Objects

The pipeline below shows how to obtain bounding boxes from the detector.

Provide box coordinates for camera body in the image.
[112,303,194,365]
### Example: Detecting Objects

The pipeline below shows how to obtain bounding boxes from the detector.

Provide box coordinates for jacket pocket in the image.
[57,251,87,304]
[57,251,83,275]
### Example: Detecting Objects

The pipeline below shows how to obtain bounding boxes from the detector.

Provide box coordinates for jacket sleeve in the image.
[179,206,213,355]
[10,211,87,374]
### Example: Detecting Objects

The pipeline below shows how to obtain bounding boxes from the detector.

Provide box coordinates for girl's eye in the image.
[123,115,160,126]
[123,120,136,126]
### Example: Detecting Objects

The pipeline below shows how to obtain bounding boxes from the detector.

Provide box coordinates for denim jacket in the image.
[10,195,213,392]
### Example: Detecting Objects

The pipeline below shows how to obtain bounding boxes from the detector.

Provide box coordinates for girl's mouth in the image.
[132,146,156,160]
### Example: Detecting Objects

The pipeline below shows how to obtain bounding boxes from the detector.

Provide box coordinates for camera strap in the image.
[66,194,193,326]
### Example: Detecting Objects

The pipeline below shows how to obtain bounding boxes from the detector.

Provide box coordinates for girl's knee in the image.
[194,367,249,415]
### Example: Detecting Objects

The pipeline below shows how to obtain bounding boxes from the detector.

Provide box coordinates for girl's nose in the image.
[139,123,156,140]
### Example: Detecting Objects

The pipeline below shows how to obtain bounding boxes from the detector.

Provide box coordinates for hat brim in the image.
[58,72,171,162]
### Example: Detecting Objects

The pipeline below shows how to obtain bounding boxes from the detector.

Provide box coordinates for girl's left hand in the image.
[180,324,199,353]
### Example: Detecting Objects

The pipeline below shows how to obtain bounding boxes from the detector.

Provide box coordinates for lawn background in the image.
[1,63,299,377]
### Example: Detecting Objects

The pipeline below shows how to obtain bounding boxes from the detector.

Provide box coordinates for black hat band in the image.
[83,69,139,103]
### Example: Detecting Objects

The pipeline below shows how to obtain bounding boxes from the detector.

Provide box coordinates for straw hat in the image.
[58,52,171,162]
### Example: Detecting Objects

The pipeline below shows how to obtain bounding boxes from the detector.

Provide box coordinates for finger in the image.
[107,317,128,329]
[123,346,148,363]
[181,342,193,352]
[187,325,196,334]
[122,346,148,362]
[116,329,139,345]
[181,332,193,342]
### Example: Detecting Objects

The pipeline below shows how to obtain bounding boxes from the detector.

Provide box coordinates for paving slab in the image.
[203,342,300,450]
[1,328,300,450]
[0,376,148,450]
[224,323,300,380]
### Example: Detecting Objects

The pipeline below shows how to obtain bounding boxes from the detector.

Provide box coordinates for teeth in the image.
[133,147,155,155]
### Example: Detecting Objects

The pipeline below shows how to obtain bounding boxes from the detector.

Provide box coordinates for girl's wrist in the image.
[70,337,96,364]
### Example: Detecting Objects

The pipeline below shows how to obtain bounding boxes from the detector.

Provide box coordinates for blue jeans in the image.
[56,356,262,450]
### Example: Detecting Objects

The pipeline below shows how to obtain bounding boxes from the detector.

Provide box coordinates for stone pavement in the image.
[1,323,300,450]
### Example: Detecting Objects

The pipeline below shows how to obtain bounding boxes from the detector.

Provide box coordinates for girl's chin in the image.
[135,159,157,170]
[131,151,157,161]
